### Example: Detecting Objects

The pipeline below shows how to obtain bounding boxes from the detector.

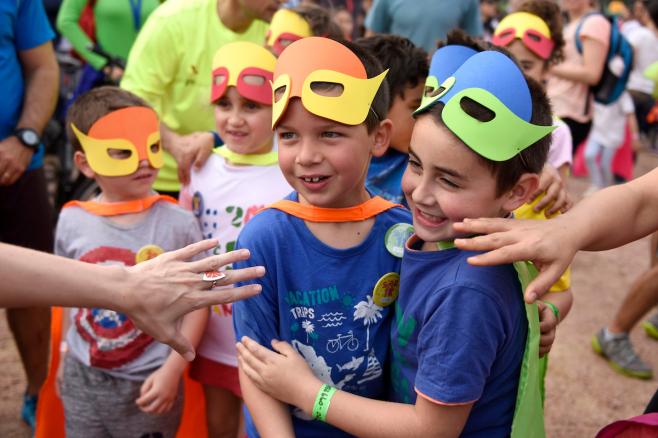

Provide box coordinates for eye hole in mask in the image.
[274,85,287,102]
[150,142,160,154]
[526,32,542,43]
[499,29,515,39]
[309,81,344,97]
[459,96,496,122]
[243,74,266,86]
[279,38,296,48]
[427,86,447,98]
[214,74,227,87]
[108,148,133,160]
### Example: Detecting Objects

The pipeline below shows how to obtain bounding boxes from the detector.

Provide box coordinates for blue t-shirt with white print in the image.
[389,236,527,437]
[233,192,411,438]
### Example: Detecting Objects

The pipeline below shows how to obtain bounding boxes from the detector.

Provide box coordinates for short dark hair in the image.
[339,39,390,133]
[436,28,489,51]
[292,4,344,40]
[66,86,151,152]
[647,0,658,28]
[354,34,428,108]
[516,0,566,65]
[421,75,552,197]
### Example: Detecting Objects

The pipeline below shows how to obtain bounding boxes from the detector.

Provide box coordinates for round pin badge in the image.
[192,191,204,218]
[373,272,400,307]
[384,223,414,258]
[135,244,164,264]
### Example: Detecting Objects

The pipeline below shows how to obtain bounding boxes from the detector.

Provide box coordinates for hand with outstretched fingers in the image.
[453,217,576,303]
[123,240,265,360]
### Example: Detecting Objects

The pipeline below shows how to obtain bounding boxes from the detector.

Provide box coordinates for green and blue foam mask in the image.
[421,45,477,109]
[415,50,556,161]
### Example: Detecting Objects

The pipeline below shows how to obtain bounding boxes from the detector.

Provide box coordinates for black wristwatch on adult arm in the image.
[14,128,41,151]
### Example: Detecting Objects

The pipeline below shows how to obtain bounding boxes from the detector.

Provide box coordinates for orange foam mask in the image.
[271,37,387,128]
[71,107,162,176]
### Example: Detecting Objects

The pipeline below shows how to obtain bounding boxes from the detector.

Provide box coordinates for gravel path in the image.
[1,151,657,438]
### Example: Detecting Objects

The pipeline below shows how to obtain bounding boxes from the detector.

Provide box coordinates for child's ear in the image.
[501,172,540,212]
[74,151,96,179]
[371,118,393,158]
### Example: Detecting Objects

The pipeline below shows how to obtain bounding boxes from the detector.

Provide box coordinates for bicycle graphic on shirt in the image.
[326,330,359,353]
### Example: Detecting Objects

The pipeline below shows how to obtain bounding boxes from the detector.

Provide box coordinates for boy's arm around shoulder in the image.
[321,281,507,437]
[233,214,296,437]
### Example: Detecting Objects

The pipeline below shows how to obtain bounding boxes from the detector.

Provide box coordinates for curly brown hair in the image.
[516,0,566,65]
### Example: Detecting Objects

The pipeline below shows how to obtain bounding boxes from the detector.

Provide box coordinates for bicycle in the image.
[326,330,359,353]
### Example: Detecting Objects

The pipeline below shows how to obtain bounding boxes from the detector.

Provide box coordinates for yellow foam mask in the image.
[266,9,313,56]
[211,41,276,105]
[493,12,554,60]
[272,37,388,128]
[71,107,162,177]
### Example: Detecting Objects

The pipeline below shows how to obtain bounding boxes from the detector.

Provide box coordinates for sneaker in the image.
[592,328,653,379]
[21,392,37,430]
[643,312,658,340]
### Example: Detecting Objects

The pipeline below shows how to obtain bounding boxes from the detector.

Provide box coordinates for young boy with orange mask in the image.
[54,87,208,437]
[232,37,410,437]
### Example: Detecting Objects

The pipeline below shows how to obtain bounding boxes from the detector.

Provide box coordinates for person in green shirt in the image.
[56,0,162,80]
[121,0,283,195]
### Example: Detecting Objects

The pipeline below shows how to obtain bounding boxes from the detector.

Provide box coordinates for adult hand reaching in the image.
[0,240,265,360]
[161,126,214,185]
[453,217,576,303]
[122,239,265,360]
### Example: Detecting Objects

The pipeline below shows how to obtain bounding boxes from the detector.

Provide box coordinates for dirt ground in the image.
[1,152,658,438]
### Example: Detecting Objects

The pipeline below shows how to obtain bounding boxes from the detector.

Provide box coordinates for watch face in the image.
[18,130,39,147]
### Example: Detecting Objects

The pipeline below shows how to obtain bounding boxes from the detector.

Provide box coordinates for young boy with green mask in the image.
[236,47,555,437]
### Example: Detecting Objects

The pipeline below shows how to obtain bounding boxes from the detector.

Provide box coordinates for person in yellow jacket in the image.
[121,0,284,196]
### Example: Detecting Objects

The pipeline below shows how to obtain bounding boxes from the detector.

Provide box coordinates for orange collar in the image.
[63,194,177,216]
[266,196,401,222]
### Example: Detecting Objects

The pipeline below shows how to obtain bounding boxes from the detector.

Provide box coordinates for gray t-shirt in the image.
[55,200,203,381]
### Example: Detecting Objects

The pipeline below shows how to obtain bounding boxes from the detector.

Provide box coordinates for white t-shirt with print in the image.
[182,153,292,366]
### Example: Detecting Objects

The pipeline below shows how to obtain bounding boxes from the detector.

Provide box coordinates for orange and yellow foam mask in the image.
[71,106,163,177]
[211,41,277,106]
[266,9,313,57]
[492,12,555,61]
[272,36,387,128]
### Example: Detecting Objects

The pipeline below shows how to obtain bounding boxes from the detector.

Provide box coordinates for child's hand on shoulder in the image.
[537,301,559,357]
[237,337,322,408]
[136,364,182,415]
[531,164,572,216]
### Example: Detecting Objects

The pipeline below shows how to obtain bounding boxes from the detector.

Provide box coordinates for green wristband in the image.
[543,301,560,323]
[312,384,337,422]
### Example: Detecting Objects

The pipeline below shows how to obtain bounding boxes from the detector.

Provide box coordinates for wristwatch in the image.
[14,128,40,150]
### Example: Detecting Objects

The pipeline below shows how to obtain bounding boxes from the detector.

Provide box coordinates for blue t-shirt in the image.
[366,149,408,206]
[0,0,54,170]
[365,0,482,53]
[233,192,411,438]
[390,237,527,438]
